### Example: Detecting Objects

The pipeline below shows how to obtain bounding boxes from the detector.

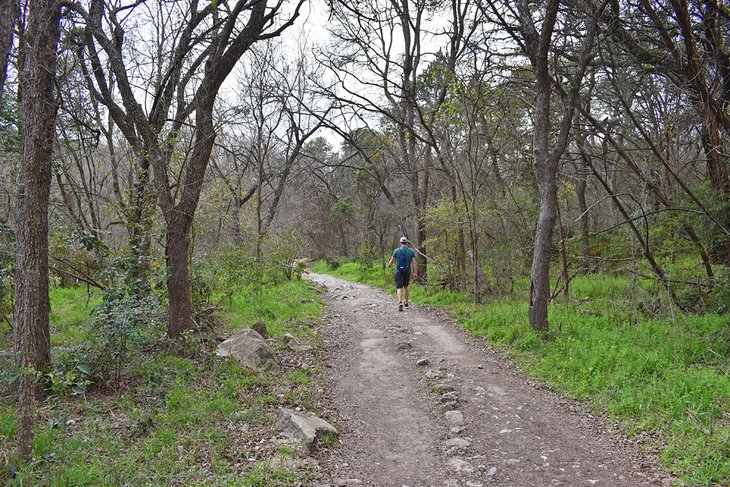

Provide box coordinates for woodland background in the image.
[0,0,728,485]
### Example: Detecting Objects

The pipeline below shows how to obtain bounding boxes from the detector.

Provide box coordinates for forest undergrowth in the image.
[313,260,730,486]
[0,267,325,486]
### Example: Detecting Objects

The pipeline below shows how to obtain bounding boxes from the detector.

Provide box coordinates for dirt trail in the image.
[309,273,670,487]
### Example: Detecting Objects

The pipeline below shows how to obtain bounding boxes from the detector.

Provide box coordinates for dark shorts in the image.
[394,270,411,289]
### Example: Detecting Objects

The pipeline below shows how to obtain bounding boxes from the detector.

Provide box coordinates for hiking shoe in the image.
[404,303,409,308]
[398,303,404,312]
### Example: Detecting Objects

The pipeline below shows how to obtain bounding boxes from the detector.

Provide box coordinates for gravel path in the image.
[309,273,671,487]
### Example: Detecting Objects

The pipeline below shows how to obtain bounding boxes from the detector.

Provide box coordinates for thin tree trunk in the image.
[529,157,559,331]
[448,184,467,287]
[14,0,61,460]
[128,156,153,295]
[527,50,559,331]
[557,201,570,302]
[231,199,243,245]
[576,170,591,272]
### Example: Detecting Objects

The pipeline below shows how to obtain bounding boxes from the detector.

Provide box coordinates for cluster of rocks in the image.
[216,322,337,454]
[216,321,316,372]
[421,362,499,485]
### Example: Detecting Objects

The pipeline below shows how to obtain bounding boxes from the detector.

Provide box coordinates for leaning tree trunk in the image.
[529,157,559,331]
[14,0,61,460]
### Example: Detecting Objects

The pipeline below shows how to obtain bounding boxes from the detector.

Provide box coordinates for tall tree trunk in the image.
[165,106,217,337]
[527,43,559,331]
[517,0,606,330]
[529,156,559,331]
[167,223,192,338]
[14,0,61,460]
[519,0,560,332]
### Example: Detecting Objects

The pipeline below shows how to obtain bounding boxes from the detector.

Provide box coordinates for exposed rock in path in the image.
[216,328,279,372]
[448,457,474,473]
[283,332,313,352]
[275,408,338,453]
[444,437,472,456]
[444,410,464,425]
[424,368,446,379]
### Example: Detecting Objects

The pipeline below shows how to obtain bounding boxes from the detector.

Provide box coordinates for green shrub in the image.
[86,288,165,383]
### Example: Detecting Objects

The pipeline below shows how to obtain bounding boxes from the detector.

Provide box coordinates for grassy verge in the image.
[216,279,322,339]
[48,286,101,346]
[1,278,325,486]
[313,260,730,486]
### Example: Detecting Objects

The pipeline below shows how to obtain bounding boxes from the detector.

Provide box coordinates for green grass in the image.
[1,284,99,358]
[1,278,325,486]
[48,286,100,346]
[1,357,293,484]
[315,260,730,486]
[217,279,322,338]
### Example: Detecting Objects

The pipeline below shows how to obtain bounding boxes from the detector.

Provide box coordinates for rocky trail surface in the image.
[308,273,670,487]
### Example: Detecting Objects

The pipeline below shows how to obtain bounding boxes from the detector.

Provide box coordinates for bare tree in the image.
[479,0,607,330]
[71,0,304,337]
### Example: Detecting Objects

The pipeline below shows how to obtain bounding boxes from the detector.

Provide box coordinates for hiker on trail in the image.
[388,236,418,312]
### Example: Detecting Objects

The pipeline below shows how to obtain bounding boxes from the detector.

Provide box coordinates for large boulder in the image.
[216,329,279,372]
[275,408,337,453]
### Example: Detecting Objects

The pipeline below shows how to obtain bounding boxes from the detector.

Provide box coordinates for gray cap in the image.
[399,236,408,243]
